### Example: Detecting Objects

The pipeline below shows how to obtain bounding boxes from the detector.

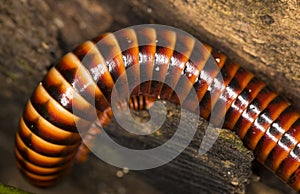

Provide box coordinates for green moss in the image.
[219,130,252,154]
[17,58,33,72]
[0,183,32,194]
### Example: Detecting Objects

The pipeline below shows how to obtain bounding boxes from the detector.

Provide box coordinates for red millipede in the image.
[14,25,300,191]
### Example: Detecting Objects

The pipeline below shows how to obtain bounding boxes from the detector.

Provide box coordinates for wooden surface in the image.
[96,101,254,194]
[123,0,300,106]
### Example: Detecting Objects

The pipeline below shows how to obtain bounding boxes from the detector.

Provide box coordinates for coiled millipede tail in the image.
[14,25,300,191]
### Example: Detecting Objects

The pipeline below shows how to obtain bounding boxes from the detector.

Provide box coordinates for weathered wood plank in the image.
[88,101,254,193]
[122,0,300,106]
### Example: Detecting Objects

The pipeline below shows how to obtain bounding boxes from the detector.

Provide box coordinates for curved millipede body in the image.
[15,25,300,191]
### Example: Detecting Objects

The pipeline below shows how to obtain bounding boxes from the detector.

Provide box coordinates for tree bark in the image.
[123,0,300,106]
[87,101,254,194]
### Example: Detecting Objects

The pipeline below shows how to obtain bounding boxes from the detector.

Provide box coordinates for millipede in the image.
[14,24,300,191]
